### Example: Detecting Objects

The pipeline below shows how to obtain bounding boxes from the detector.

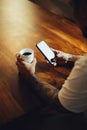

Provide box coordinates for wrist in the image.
[57,51,72,62]
[67,54,74,61]
[68,54,82,62]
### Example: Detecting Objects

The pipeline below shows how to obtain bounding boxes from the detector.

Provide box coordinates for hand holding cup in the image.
[16,48,34,63]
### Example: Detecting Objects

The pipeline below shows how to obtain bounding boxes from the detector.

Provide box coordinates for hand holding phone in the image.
[36,41,57,66]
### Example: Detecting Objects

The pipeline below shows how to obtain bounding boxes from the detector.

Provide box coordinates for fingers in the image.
[16,53,37,64]
[16,54,23,62]
[16,55,37,68]
[16,54,24,68]
[16,61,23,73]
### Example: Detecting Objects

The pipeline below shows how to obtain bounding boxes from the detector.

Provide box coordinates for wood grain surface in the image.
[0,0,87,125]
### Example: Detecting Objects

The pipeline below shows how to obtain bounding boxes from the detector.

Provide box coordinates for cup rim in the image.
[20,48,34,55]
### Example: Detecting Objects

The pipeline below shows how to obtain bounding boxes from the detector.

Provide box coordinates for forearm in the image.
[68,54,83,62]
[56,50,83,62]
[27,74,59,104]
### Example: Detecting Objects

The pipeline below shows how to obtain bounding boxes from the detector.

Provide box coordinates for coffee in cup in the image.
[16,48,34,63]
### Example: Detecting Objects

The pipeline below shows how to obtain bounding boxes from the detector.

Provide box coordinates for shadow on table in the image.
[0,104,87,130]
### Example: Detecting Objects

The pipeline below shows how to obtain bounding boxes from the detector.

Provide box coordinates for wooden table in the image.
[0,0,87,125]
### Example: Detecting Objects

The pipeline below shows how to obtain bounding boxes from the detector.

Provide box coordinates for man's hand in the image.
[16,55,37,78]
[51,48,83,66]
[51,48,72,66]
[16,54,59,105]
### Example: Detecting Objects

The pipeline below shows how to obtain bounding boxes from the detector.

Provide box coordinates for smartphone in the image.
[36,41,57,66]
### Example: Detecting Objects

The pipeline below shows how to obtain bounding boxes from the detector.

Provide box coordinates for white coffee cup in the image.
[16,48,34,63]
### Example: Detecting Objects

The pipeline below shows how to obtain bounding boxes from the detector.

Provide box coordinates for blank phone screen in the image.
[37,41,55,62]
